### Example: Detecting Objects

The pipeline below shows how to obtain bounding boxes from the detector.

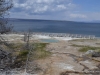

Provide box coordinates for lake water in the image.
[9,19,100,37]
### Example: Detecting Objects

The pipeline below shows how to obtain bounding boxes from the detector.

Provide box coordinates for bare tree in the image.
[0,0,13,34]
[0,0,13,72]
[24,29,32,50]
[0,0,13,45]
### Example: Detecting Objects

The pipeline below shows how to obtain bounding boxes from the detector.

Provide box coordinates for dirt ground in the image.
[26,39,100,75]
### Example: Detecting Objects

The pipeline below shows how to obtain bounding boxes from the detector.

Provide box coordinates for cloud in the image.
[12,0,75,14]
[89,12,100,20]
[83,12,100,21]
[10,0,100,21]
[69,14,87,18]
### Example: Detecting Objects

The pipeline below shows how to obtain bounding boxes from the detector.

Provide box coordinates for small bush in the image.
[19,50,29,57]
[11,50,29,68]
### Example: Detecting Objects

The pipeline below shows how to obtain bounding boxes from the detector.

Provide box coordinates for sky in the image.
[10,0,100,22]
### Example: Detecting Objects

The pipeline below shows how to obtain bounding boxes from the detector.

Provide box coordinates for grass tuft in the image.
[79,46,100,52]
[71,44,100,52]
[33,43,51,59]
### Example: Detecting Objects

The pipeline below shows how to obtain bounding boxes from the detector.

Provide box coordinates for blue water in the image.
[9,19,100,37]
[41,39,59,43]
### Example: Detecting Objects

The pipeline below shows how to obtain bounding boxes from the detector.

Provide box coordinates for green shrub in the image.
[71,44,100,52]
[32,43,51,59]
[79,46,100,52]
[19,50,29,57]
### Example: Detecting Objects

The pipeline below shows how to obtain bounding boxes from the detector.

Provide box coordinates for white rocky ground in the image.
[0,34,82,42]
[0,34,100,75]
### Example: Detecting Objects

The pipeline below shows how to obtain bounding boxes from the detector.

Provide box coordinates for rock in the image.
[92,52,100,57]
[85,50,100,57]
[85,50,95,55]
[80,60,98,70]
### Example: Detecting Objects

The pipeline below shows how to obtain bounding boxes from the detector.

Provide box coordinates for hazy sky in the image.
[10,0,100,21]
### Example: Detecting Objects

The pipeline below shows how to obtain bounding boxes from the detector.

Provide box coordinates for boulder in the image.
[92,52,100,57]
[85,50,95,55]
[85,50,100,57]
